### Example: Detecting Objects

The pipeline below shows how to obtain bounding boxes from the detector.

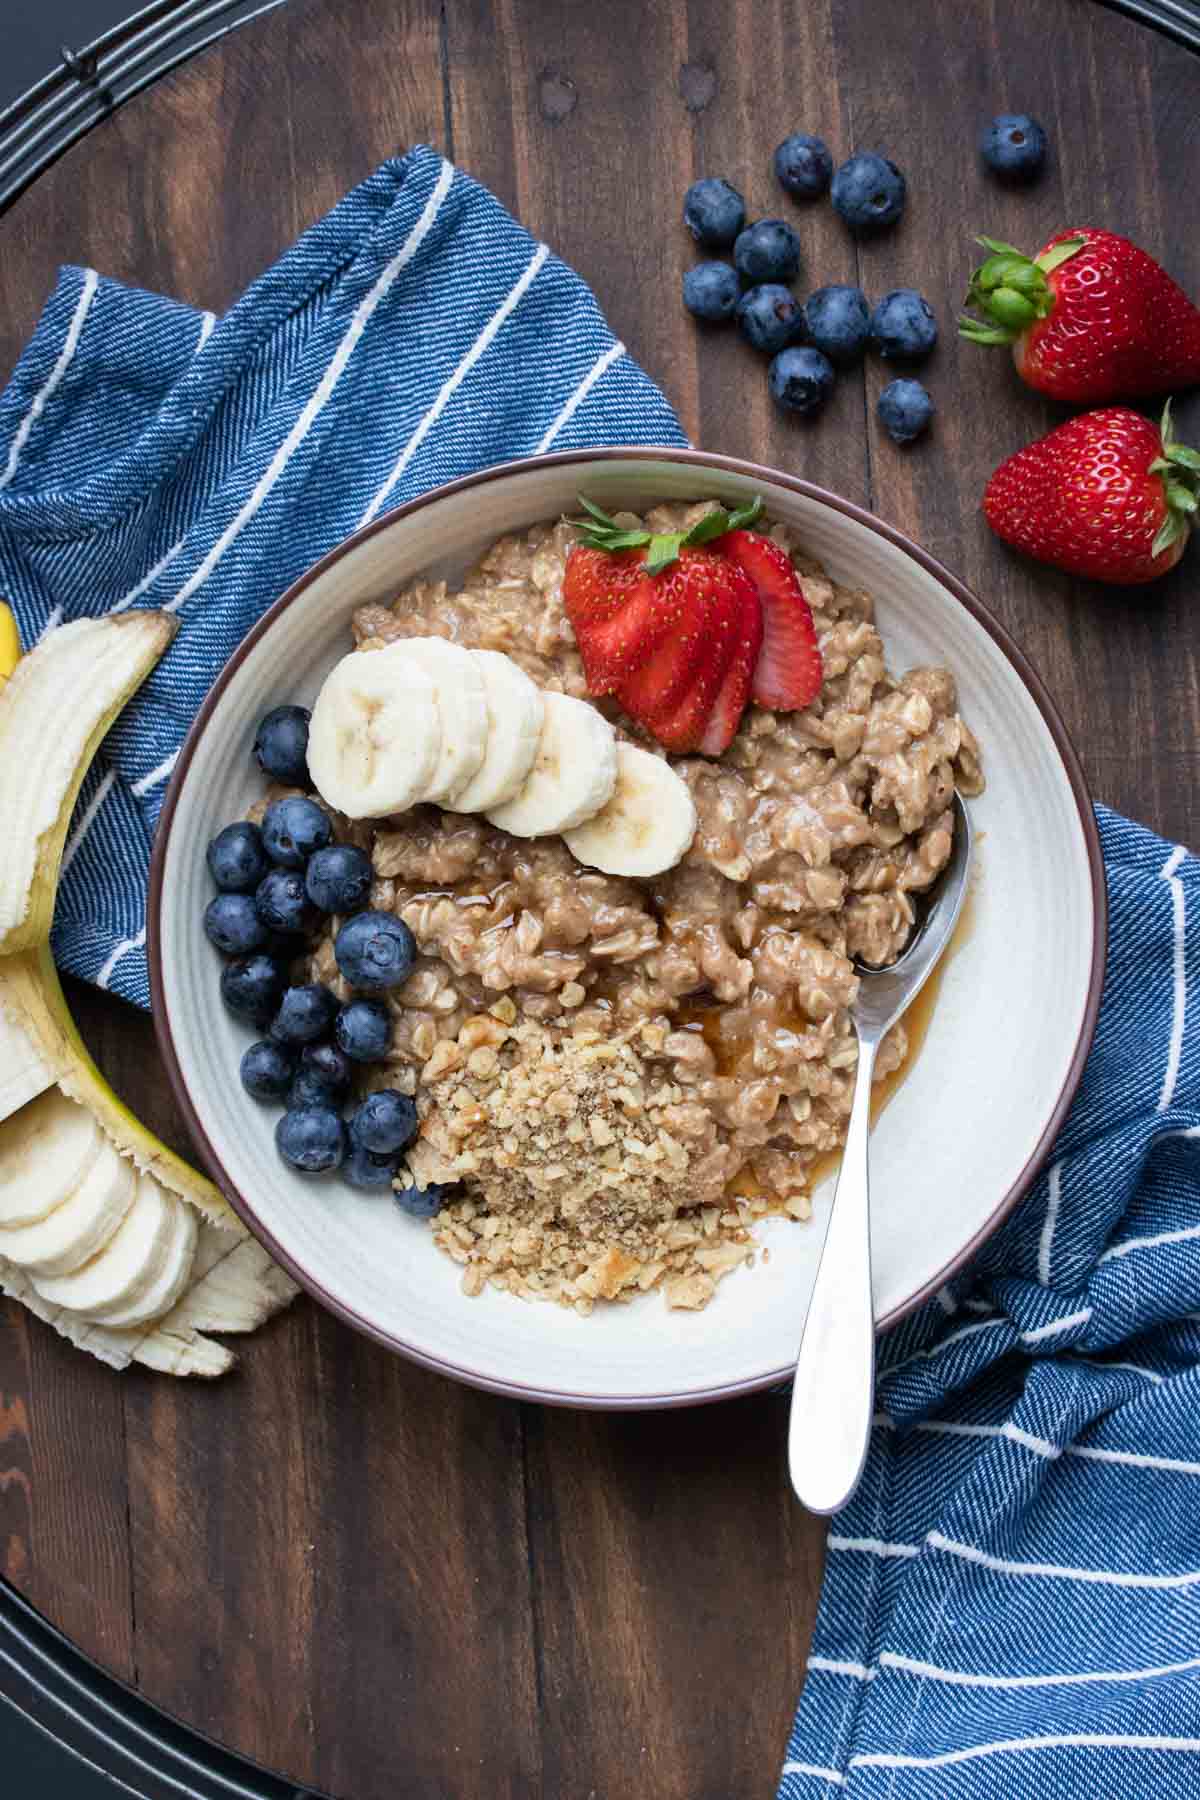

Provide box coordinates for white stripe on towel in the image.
[59,770,116,878]
[852,1733,1200,1773]
[110,536,188,614]
[97,927,146,990]
[1037,1159,1063,1285]
[358,241,550,528]
[1100,1221,1200,1265]
[926,1529,1200,1588]
[0,268,99,490]
[813,1649,1200,1690]
[535,340,626,452]
[1157,844,1188,1111]
[131,749,180,797]
[779,1762,846,1787]
[166,158,455,614]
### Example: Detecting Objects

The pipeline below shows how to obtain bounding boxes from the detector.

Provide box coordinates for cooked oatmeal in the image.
[305,502,982,1311]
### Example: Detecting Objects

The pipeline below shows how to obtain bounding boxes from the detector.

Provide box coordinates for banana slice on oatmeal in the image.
[486,691,618,837]
[307,644,442,818]
[563,743,697,877]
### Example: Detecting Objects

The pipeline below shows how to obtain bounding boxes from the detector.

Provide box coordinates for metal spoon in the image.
[787,792,974,1515]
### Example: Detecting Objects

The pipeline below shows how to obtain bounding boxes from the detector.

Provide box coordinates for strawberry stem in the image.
[1149,399,1200,558]
[568,494,764,573]
[959,233,1085,346]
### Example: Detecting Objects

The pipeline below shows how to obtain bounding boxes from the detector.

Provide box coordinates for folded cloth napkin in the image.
[4,141,1198,1795]
[0,143,683,1006]
[781,807,1200,1796]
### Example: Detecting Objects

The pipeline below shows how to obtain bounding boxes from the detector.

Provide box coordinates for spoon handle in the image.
[788,1030,877,1515]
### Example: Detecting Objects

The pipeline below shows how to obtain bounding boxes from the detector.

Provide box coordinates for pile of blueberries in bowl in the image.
[203,704,447,1217]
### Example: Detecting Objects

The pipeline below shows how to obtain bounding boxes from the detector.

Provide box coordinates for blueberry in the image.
[735,283,803,354]
[768,346,835,415]
[682,261,741,324]
[206,821,269,895]
[334,999,393,1063]
[733,219,802,284]
[240,1039,296,1102]
[220,952,286,1027]
[343,1144,401,1192]
[288,1069,342,1110]
[979,113,1047,183]
[255,868,318,937]
[870,289,938,361]
[774,133,833,200]
[831,153,906,232]
[204,893,268,956]
[253,705,311,786]
[334,911,416,991]
[305,843,374,915]
[682,177,746,248]
[877,379,934,445]
[299,1040,353,1097]
[803,285,870,366]
[350,1090,418,1155]
[394,1180,452,1220]
[276,1106,346,1174]
[261,795,332,868]
[270,983,339,1045]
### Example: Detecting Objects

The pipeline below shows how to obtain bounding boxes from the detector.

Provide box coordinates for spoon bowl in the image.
[787,793,975,1515]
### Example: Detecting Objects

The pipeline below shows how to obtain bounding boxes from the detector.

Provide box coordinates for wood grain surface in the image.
[1,2,1198,1796]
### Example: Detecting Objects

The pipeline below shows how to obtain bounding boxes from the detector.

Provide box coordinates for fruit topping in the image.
[349,1090,418,1156]
[683,261,741,323]
[333,911,417,991]
[253,704,312,786]
[204,892,269,956]
[563,744,698,878]
[878,378,935,444]
[262,794,333,868]
[717,528,823,711]
[207,820,269,893]
[240,1040,297,1102]
[220,953,287,1027]
[270,983,339,1046]
[803,285,870,366]
[304,843,374,914]
[733,218,802,283]
[774,133,833,200]
[276,1106,346,1174]
[831,152,906,232]
[979,113,1047,183]
[870,289,938,361]
[769,346,834,414]
[334,999,394,1063]
[683,178,746,248]
[736,283,804,354]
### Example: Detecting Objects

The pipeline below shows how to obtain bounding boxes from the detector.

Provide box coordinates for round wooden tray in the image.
[1,2,1199,1796]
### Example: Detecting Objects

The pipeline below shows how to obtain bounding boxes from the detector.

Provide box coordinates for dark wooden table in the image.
[1,2,1198,1795]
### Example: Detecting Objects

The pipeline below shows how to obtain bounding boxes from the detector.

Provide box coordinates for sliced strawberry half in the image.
[716,528,822,711]
[563,546,654,693]
[615,548,734,733]
[699,564,764,756]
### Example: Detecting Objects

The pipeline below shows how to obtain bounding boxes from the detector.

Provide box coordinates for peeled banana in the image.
[0,611,297,1373]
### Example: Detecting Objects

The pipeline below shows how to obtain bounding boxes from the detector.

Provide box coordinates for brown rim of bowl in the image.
[148,445,1108,1410]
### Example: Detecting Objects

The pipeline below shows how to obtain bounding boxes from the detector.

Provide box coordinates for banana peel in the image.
[0,612,298,1373]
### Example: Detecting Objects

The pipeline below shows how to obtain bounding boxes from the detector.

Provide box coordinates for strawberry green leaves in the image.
[959,234,1085,344]
[1148,400,1200,557]
[569,495,764,576]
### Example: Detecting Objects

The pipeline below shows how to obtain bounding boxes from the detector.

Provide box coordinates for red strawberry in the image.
[562,546,668,693]
[984,403,1198,585]
[961,229,1200,403]
[716,529,822,710]
[615,548,740,739]
[699,564,764,755]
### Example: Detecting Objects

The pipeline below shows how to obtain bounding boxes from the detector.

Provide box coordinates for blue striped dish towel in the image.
[782,808,1200,1794]
[0,143,683,1005]
[2,140,1199,1800]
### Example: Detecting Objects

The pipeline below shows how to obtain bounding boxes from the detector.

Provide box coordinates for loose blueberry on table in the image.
[803,285,870,367]
[773,132,832,200]
[682,177,746,248]
[733,218,802,284]
[979,113,1047,183]
[870,289,938,361]
[682,261,741,323]
[877,378,934,444]
[830,151,906,232]
[205,709,450,1212]
[736,283,803,354]
[769,346,835,415]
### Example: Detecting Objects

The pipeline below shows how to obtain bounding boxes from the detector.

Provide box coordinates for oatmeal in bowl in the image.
[152,452,1102,1406]
[211,497,982,1316]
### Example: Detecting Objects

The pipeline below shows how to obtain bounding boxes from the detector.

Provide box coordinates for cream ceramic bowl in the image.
[150,450,1105,1407]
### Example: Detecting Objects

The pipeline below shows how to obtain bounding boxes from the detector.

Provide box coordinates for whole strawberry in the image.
[961,229,1200,403]
[984,403,1199,585]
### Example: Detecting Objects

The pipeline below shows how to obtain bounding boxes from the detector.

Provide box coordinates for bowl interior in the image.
[154,454,1100,1406]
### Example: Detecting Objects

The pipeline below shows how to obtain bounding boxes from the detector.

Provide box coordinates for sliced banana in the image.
[32,1173,177,1318]
[307,645,442,819]
[395,637,489,803]
[101,1193,198,1329]
[0,1088,103,1228]
[486,692,618,838]
[564,745,698,877]
[0,1001,54,1126]
[451,650,545,813]
[0,1138,137,1277]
